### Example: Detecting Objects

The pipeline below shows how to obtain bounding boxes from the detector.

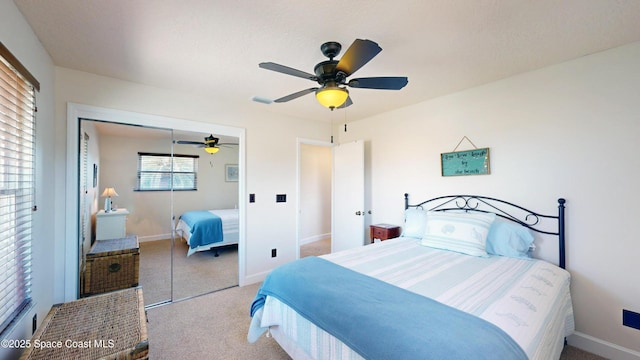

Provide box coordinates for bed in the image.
[175,208,239,256]
[249,194,574,359]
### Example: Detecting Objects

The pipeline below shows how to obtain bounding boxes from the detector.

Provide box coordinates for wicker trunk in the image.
[20,287,148,360]
[84,236,139,296]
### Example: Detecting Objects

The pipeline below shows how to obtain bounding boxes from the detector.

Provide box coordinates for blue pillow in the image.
[402,208,428,238]
[486,220,534,259]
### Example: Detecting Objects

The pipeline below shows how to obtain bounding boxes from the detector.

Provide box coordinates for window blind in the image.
[137,153,198,191]
[0,47,36,335]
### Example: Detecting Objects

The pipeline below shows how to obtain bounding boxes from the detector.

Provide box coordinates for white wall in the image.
[338,42,640,357]
[299,143,332,244]
[0,2,56,359]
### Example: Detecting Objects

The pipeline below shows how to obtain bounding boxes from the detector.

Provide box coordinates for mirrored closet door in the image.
[78,119,239,306]
[171,130,240,301]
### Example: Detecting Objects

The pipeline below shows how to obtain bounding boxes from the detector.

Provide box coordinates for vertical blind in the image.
[0,47,36,335]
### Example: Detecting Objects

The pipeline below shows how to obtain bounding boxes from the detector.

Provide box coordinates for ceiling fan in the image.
[174,134,238,154]
[259,39,408,110]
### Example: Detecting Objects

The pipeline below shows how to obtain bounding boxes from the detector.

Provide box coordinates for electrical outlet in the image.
[249,193,255,203]
[276,194,286,203]
[271,248,277,257]
[623,309,640,330]
[32,313,37,334]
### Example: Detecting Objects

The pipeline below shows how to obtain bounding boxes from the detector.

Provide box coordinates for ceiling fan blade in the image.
[335,39,382,77]
[274,88,318,103]
[347,77,408,90]
[337,96,353,109]
[259,62,317,81]
[175,140,205,145]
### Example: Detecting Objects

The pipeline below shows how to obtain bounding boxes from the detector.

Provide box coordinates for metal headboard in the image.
[404,193,567,269]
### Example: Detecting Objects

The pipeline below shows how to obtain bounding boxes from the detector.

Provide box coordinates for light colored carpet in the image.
[146,281,606,360]
[300,238,331,258]
[139,238,238,305]
[147,282,289,360]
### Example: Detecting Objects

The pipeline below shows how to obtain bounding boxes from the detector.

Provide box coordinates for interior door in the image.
[332,140,365,252]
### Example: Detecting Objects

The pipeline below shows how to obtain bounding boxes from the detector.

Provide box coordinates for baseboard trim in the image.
[242,271,270,286]
[299,233,330,246]
[568,331,640,360]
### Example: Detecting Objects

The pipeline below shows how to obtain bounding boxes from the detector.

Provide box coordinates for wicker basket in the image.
[84,236,139,296]
[20,287,148,360]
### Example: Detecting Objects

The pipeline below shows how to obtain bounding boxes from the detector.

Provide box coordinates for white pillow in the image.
[421,211,496,257]
[402,208,428,238]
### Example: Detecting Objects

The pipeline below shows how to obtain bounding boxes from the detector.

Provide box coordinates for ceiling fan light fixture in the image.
[316,86,349,109]
[204,146,219,154]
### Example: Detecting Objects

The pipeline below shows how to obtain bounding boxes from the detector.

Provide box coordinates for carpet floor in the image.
[300,237,331,258]
[139,238,238,305]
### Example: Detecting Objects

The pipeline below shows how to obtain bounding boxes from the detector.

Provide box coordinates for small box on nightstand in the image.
[370,224,401,243]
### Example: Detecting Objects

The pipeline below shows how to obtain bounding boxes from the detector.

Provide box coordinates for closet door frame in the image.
[65,103,246,302]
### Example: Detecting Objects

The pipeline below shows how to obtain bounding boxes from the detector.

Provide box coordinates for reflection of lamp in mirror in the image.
[101,187,118,212]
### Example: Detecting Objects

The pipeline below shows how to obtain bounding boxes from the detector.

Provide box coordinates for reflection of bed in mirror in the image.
[176,209,239,256]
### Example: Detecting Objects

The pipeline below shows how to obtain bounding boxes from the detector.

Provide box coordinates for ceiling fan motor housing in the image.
[314,60,345,85]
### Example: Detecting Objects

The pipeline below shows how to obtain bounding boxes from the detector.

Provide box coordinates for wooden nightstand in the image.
[370,224,401,243]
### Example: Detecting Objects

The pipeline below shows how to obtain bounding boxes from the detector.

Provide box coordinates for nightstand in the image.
[370,223,401,243]
[96,208,129,240]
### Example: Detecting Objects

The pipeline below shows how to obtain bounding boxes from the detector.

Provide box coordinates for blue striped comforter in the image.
[251,256,527,360]
[249,237,574,359]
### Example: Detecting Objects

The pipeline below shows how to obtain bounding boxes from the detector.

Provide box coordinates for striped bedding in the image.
[254,237,574,360]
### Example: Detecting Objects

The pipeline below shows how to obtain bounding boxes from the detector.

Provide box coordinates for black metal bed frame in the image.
[404,193,567,269]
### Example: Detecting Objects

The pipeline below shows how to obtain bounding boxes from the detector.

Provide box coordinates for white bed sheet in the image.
[254,237,574,360]
[175,208,239,256]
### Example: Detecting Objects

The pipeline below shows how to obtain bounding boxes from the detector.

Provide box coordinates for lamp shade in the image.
[101,187,119,197]
[101,187,118,212]
[204,146,220,154]
[316,86,349,109]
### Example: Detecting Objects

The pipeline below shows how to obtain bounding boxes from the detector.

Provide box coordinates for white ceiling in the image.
[14,0,640,123]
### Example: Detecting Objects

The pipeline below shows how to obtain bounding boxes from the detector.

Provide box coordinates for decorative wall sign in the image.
[441,148,490,176]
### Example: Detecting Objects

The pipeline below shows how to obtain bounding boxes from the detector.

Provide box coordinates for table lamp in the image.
[101,187,118,212]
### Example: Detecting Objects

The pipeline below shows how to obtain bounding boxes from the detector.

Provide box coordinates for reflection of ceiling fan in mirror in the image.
[174,134,238,154]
